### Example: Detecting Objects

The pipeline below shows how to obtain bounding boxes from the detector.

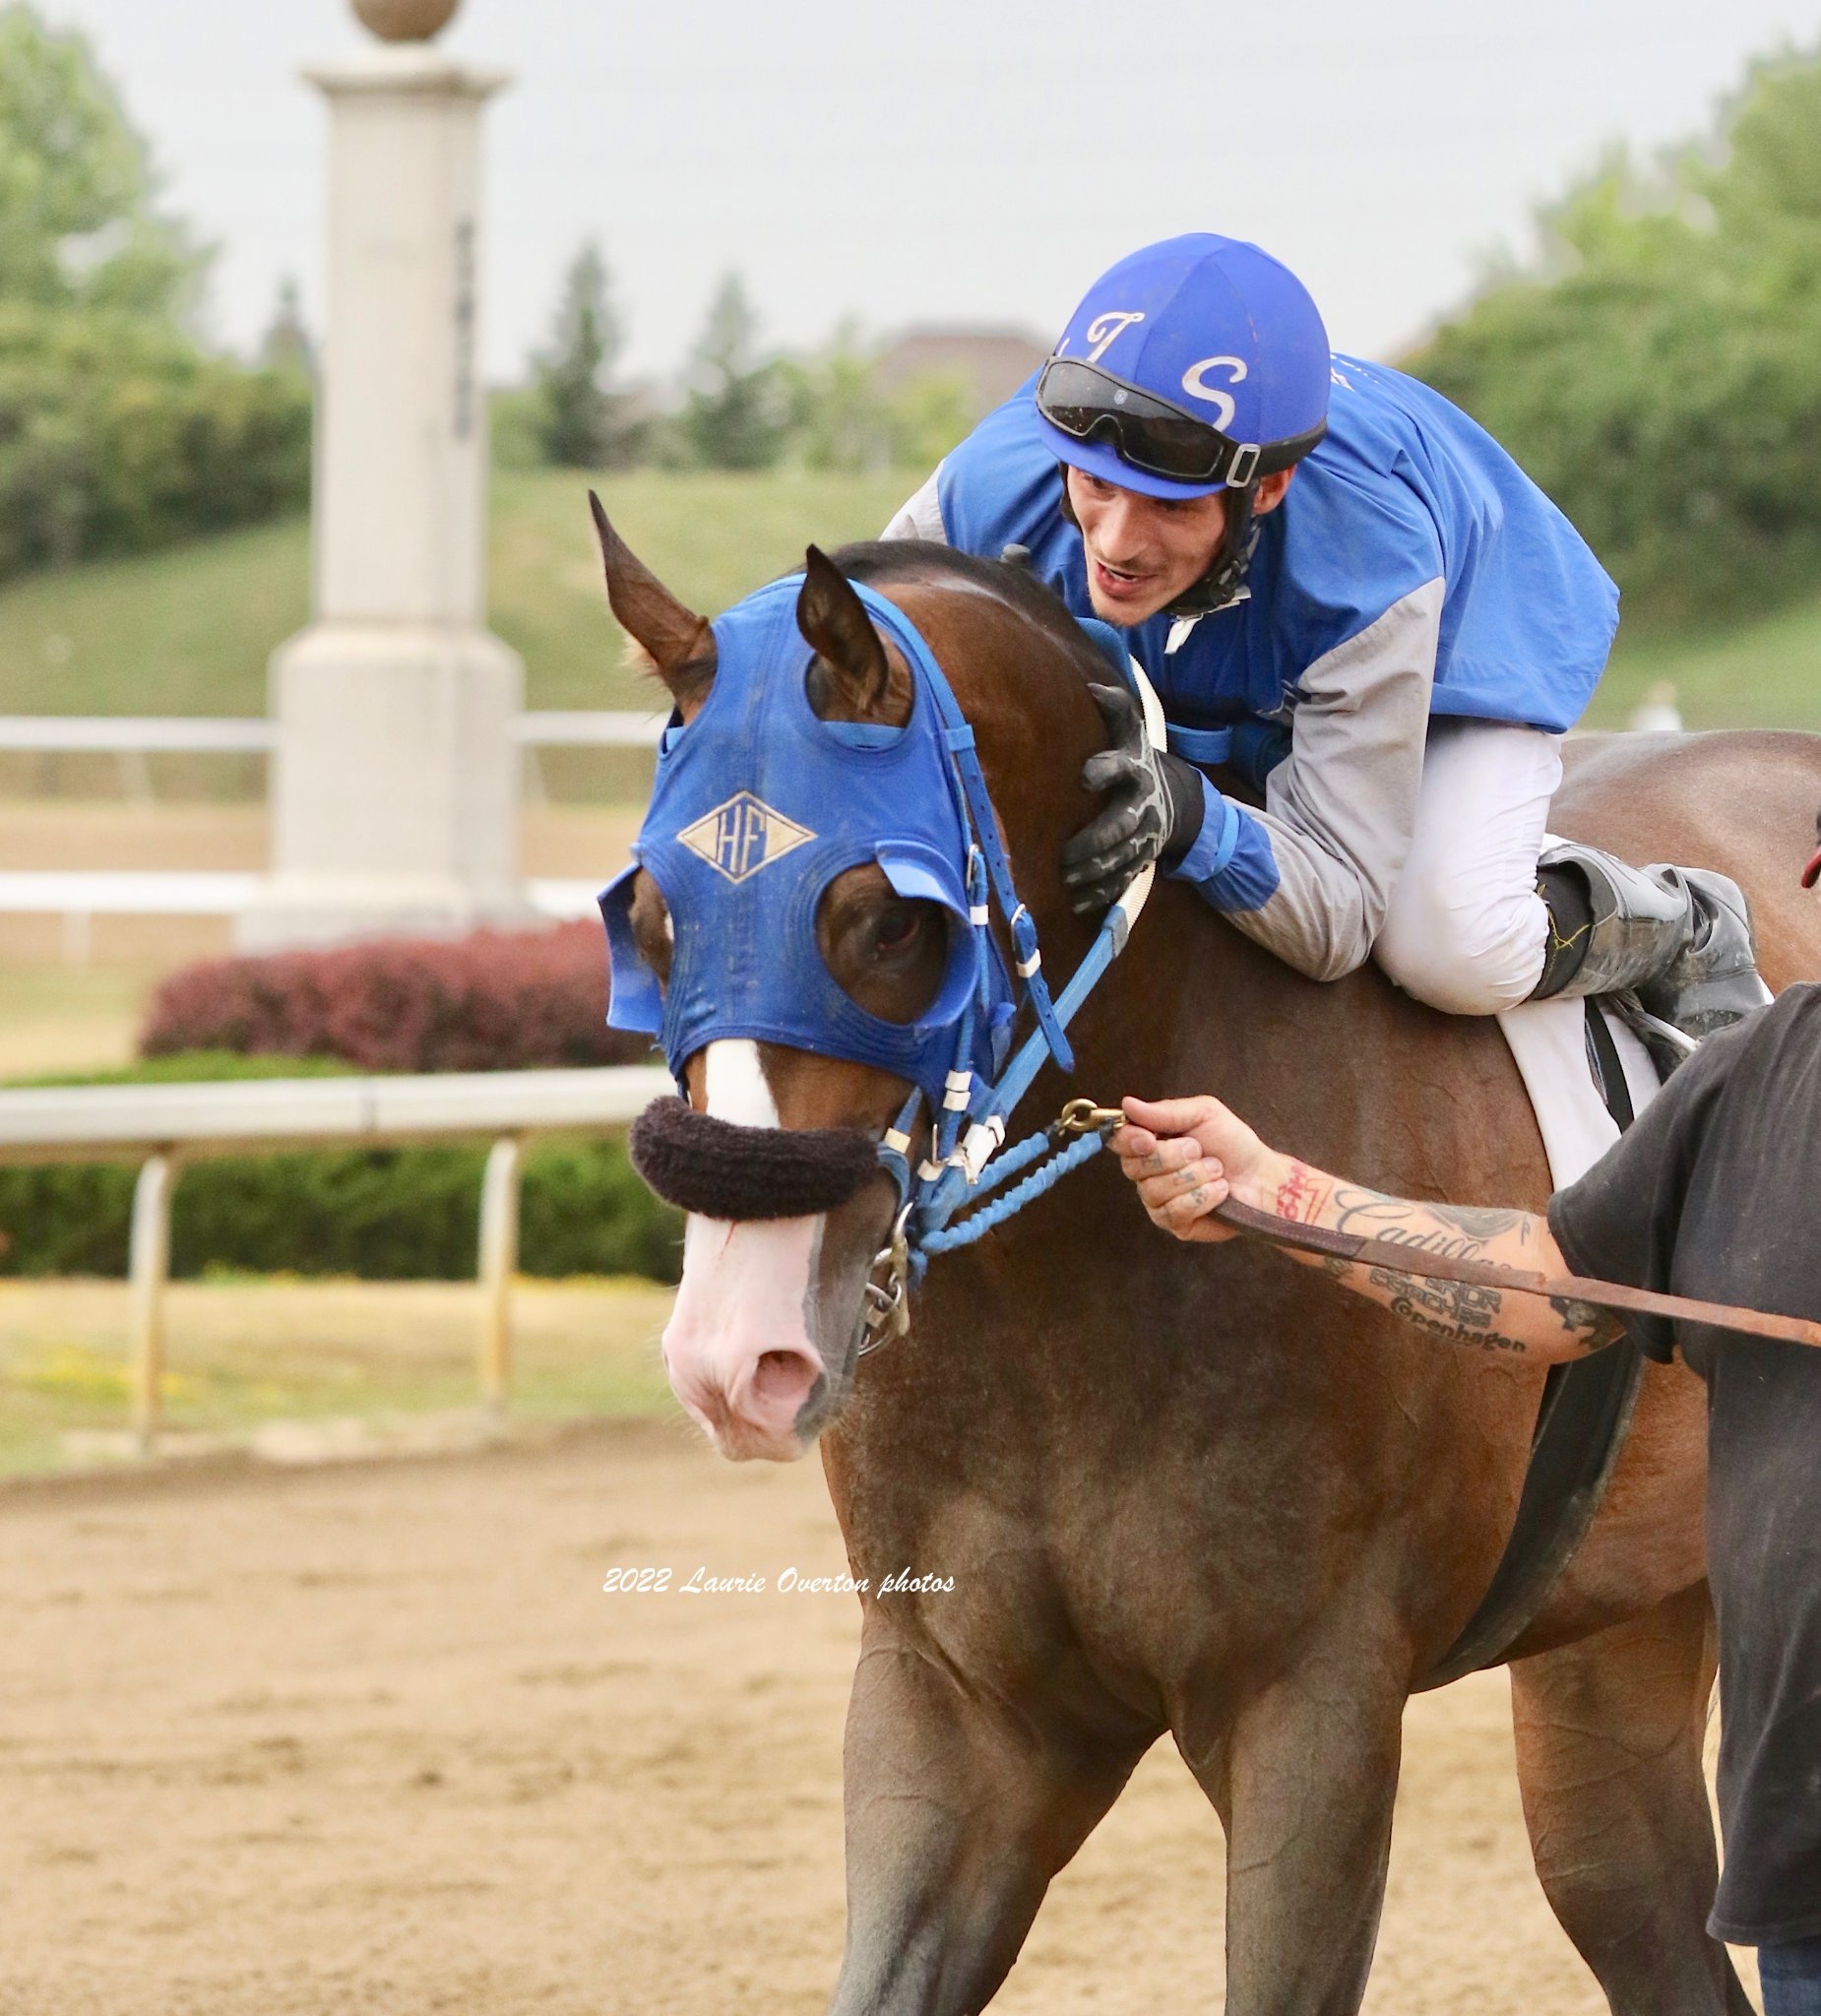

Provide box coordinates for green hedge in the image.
[0,305,313,579]
[0,1054,681,1284]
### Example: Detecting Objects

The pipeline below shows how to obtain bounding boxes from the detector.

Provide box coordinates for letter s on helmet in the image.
[1036,233,1332,500]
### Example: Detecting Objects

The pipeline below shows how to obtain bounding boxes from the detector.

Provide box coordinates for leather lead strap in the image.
[1213,1196,1821,1352]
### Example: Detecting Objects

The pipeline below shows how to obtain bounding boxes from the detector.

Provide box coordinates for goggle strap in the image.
[1037,357,1325,486]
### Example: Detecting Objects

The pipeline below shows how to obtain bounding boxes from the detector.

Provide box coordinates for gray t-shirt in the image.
[1549,983,1821,1945]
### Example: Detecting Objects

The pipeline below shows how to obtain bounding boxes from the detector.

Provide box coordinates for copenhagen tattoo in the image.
[1364,1266,1530,1353]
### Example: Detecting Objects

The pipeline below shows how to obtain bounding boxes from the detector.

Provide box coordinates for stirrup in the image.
[1534,845,1771,1074]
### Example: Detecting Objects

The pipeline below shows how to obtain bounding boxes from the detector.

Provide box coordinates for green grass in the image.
[0,513,308,718]
[1595,595,1821,732]
[488,467,917,709]
[0,467,920,719]
[0,1275,677,1477]
[0,462,1815,728]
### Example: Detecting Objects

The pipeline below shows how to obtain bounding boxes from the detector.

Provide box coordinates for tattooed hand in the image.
[1110,1093,1272,1244]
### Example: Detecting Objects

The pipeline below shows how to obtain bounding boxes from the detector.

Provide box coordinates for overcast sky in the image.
[37,0,1821,383]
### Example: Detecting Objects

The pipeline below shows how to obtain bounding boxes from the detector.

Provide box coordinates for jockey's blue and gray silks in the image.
[598,575,1016,1102]
[888,352,1620,987]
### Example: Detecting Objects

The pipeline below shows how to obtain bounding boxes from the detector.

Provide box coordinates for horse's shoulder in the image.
[1554,726,1821,912]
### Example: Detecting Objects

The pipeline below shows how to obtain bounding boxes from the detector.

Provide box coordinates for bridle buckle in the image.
[857,1204,914,1355]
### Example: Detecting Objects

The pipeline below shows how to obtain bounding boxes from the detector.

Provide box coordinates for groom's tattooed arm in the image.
[1115,1100,1629,1363]
[1265,1165,1625,1359]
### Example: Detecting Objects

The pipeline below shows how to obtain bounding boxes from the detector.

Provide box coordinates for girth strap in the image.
[1423,1002,1643,1687]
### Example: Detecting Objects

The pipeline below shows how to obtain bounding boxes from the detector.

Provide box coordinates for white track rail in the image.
[0,870,602,921]
[0,1063,670,1453]
[0,711,666,753]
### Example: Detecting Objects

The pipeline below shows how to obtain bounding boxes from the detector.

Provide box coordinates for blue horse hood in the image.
[599,574,1015,1102]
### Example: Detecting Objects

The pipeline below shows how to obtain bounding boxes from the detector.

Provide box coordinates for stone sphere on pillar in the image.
[351,0,461,41]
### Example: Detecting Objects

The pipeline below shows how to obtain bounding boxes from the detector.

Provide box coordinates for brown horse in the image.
[596,506,1821,2016]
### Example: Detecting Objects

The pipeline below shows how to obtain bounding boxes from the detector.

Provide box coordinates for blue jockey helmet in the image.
[1036,233,1332,500]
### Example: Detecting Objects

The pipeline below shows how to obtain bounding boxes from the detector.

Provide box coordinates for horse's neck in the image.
[925,581,1541,1206]
[1062,877,1543,1206]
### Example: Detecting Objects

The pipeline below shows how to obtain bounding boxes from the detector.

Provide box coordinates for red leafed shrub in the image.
[139,920,655,1073]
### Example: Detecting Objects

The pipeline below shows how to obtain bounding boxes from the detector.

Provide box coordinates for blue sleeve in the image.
[1168,776,1282,914]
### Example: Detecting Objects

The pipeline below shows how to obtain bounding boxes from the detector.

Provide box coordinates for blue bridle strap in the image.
[879,898,1135,1293]
[920,1129,1108,1257]
[854,579,1075,1078]
[851,580,1162,1309]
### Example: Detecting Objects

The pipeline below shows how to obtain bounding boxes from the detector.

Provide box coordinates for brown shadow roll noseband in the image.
[629,1096,881,1222]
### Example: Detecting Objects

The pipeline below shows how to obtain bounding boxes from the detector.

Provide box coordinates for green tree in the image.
[1409,44,1821,627]
[886,368,974,472]
[680,272,785,471]
[533,238,621,469]
[0,4,201,317]
[0,7,309,577]
[776,326,977,473]
[778,322,893,472]
[260,276,313,377]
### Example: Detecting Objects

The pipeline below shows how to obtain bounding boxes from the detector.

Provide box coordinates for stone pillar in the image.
[239,29,527,950]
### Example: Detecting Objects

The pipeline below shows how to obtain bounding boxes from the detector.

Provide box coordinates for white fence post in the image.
[0,1064,667,1452]
[129,1151,177,1453]
[60,908,93,967]
[477,1134,523,1418]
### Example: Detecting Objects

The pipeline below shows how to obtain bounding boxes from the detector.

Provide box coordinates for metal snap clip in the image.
[1052,1097,1126,1139]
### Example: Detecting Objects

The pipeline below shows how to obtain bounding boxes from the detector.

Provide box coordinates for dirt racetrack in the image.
[0,1418,1752,2015]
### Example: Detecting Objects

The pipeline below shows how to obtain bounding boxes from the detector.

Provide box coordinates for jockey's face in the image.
[1066,466,1293,626]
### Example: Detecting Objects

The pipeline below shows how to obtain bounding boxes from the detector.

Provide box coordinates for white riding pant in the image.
[1373,718,1563,1017]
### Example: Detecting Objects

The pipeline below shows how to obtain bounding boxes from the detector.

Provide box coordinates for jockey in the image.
[883,233,1770,1051]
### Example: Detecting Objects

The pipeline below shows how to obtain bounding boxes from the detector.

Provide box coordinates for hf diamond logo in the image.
[676,792,816,885]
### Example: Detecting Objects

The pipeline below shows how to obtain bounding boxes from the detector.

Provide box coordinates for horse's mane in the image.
[824,537,1277,813]
[828,538,1115,693]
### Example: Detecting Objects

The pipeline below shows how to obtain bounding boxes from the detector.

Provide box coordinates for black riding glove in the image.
[1059,683,1207,914]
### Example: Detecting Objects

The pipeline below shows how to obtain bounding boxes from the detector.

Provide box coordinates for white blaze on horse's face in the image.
[659,1040,829,1463]
[703,1039,775,1128]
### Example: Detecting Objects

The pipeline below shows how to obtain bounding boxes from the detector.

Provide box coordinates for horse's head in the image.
[591,495,1107,1462]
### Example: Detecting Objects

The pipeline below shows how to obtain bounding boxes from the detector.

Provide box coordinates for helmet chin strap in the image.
[1163,487,1259,616]
[1057,468,1260,622]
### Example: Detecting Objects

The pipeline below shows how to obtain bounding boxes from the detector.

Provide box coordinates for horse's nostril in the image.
[752,1350,818,1406]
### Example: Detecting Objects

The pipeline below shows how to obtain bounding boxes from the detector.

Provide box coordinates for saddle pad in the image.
[1496,993,1660,1188]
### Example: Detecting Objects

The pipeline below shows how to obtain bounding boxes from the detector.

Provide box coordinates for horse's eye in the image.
[876,906,920,954]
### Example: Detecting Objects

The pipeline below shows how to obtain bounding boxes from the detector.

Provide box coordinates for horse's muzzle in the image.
[628,1096,883,1221]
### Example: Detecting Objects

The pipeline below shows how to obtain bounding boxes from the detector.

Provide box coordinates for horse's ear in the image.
[796,545,893,716]
[589,490,715,711]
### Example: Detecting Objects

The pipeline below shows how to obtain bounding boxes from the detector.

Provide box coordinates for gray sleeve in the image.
[1192,578,1443,981]
[881,467,948,543]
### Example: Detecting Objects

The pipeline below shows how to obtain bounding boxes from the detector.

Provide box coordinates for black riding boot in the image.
[1531,841,1773,1074]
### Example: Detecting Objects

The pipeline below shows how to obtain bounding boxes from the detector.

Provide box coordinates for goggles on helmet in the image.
[1036,357,1323,490]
